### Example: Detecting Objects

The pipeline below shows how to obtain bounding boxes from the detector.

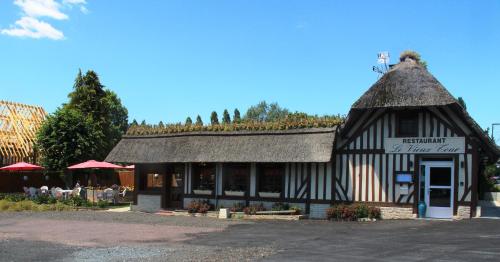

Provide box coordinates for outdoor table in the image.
[60,190,73,200]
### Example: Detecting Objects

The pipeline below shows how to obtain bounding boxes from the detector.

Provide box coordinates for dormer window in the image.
[397,113,419,137]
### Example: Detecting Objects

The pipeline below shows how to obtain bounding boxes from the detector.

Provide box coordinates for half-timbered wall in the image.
[335,108,475,206]
[183,162,333,202]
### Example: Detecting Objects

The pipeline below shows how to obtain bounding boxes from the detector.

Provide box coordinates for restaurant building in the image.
[106,56,500,219]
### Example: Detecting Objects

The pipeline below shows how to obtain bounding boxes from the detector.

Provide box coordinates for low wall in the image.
[309,204,330,219]
[484,192,500,202]
[456,205,471,219]
[380,207,416,219]
[132,194,162,213]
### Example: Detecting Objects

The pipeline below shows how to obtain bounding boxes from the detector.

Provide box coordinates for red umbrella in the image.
[0,162,44,171]
[68,160,123,170]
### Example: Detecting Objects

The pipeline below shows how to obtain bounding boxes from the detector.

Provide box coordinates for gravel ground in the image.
[1,211,500,261]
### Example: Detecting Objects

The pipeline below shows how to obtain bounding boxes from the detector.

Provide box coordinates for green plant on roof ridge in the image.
[400,50,428,69]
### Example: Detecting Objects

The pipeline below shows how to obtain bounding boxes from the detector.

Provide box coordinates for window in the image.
[141,173,163,190]
[223,163,250,192]
[397,113,418,137]
[257,164,284,193]
[192,163,216,191]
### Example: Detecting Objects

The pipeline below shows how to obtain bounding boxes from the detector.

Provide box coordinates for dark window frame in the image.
[256,163,285,194]
[139,172,164,192]
[191,163,216,192]
[396,112,419,137]
[222,163,250,194]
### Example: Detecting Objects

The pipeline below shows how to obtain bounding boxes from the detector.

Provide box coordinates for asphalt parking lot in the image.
[0,211,499,261]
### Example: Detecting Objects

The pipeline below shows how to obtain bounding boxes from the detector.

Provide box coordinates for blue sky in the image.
[1,1,499,137]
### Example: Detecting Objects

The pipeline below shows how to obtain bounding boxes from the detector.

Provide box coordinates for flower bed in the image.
[326,204,381,221]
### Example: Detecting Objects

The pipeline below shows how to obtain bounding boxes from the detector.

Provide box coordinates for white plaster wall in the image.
[134,194,162,213]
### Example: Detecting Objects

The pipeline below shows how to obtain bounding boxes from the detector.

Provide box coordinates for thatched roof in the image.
[352,58,457,109]
[105,128,336,163]
[346,58,500,160]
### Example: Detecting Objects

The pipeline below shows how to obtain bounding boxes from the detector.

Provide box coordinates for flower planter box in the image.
[224,191,245,197]
[258,192,280,198]
[193,189,213,195]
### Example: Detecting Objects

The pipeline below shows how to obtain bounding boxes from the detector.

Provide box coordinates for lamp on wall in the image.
[23,176,28,181]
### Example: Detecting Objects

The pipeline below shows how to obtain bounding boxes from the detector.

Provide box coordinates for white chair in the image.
[119,187,127,198]
[28,187,37,198]
[40,186,49,195]
[55,188,63,199]
[103,188,113,201]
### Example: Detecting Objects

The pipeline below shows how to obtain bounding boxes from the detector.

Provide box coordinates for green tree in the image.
[457,97,467,110]
[222,109,231,124]
[67,70,128,160]
[233,109,241,123]
[158,121,165,128]
[195,115,203,126]
[130,119,138,126]
[185,117,193,125]
[36,107,102,170]
[140,120,147,126]
[210,111,219,125]
[244,101,289,122]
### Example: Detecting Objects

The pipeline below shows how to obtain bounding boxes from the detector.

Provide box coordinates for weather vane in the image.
[373,51,390,77]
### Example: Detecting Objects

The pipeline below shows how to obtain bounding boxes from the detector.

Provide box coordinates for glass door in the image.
[168,165,184,209]
[423,161,454,218]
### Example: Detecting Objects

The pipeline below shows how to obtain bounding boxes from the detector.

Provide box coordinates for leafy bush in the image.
[368,206,381,219]
[326,204,381,221]
[0,194,27,202]
[354,204,369,218]
[69,196,88,207]
[230,202,245,212]
[243,203,266,215]
[187,200,212,214]
[33,195,53,205]
[271,202,290,211]
[97,200,108,209]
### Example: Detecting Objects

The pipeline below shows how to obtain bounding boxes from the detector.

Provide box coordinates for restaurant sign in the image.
[384,137,465,154]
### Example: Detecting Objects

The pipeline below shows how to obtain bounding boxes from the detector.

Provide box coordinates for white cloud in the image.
[1,16,64,40]
[14,0,68,20]
[63,0,86,4]
[2,0,88,40]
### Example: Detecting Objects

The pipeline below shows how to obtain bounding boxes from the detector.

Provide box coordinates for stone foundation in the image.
[455,205,471,219]
[309,204,330,219]
[380,207,416,219]
[133,194,162,213]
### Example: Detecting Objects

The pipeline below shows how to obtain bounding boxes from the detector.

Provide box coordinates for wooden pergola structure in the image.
[0,101,46,166]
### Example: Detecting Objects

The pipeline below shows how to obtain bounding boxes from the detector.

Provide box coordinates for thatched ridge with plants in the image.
[126,102,344,136]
